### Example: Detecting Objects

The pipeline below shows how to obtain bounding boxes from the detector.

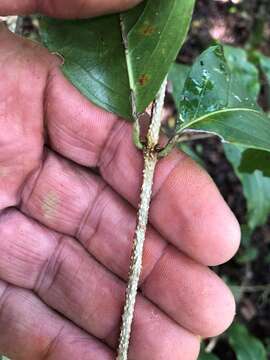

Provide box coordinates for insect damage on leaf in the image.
[175,45,270,159]
[139,73,151,86]
[139,22,156,36]
[169,44,270,176]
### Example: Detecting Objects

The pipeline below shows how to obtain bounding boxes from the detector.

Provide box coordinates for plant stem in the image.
[15,16,23,35]
[116,79,167,360]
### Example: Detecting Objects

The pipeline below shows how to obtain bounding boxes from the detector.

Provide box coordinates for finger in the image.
[21,150,167,283]
[0,209,200,359]
[20,151,236,337]
[0,281,113,360]
[45,68,240,266]
[0,26,58,210]
[0,0,142,18]
[141,246,236,337]
[1,200,235,338]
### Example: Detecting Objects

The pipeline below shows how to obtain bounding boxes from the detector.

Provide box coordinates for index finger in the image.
[0,0,142,18]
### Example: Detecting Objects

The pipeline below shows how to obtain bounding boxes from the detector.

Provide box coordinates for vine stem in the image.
[116,79,167,360]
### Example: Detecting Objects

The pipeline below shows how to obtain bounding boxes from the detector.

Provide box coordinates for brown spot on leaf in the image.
[138,74,150,86]
[139,23,156,36]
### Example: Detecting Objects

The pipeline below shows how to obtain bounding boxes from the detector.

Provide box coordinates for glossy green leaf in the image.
[259,53,270,85]
[176,45,259,124]
[228,323,267,360]
[40,0,195,119]
[223,47,270,178]
[224,45,260,101]
[175,45,270,156]
[224,144,270,230]
[221,46,270,230]
[198,351,220,360]
[170,46,270,215]
[239,149,270,177]
[168,62,191,113]
[256,52,270,113]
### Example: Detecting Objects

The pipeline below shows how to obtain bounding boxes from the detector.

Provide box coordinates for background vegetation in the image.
[172,1,270,358]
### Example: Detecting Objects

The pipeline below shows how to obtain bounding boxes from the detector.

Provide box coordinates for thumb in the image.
[0,0,142,19]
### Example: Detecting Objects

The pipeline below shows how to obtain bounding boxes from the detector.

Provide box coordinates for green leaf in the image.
[224,45,260,101]
[229,284,244,303]
[176,45,270,156]
[40,0,195,119]
[259,53,270,85]
[223,47,270,178]
[236,246,259,264]
[221,46,270,229]
[224,144,270,230]
[179,143,205,168]
[221,48,270,230]
[177,45,259,124]
[228,323,267,360]
[198,351,220,360]
[239,149,270,177]
[198,343,220,360]
[168,62,191,113]
[266,338,270,357]
[253,52,270,114]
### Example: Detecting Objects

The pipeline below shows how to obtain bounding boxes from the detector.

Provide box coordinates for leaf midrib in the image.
[180,107,262,131]
[132,0,178,80]
[121,0,180,108]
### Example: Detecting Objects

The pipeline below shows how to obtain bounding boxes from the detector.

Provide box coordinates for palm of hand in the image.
[0,21,240,360]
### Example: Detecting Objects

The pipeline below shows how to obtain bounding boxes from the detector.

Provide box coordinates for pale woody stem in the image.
[116,79,167,360]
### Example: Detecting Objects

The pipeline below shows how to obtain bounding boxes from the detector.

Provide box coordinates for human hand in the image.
[0,2,240,359]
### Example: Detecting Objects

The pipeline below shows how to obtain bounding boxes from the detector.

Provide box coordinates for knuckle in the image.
[35,235,67,295]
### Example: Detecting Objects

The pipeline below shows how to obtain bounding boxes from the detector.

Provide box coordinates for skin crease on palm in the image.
[0,1,241,359]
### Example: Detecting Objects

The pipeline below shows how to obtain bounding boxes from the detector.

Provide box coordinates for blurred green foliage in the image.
[169,42,270,359]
